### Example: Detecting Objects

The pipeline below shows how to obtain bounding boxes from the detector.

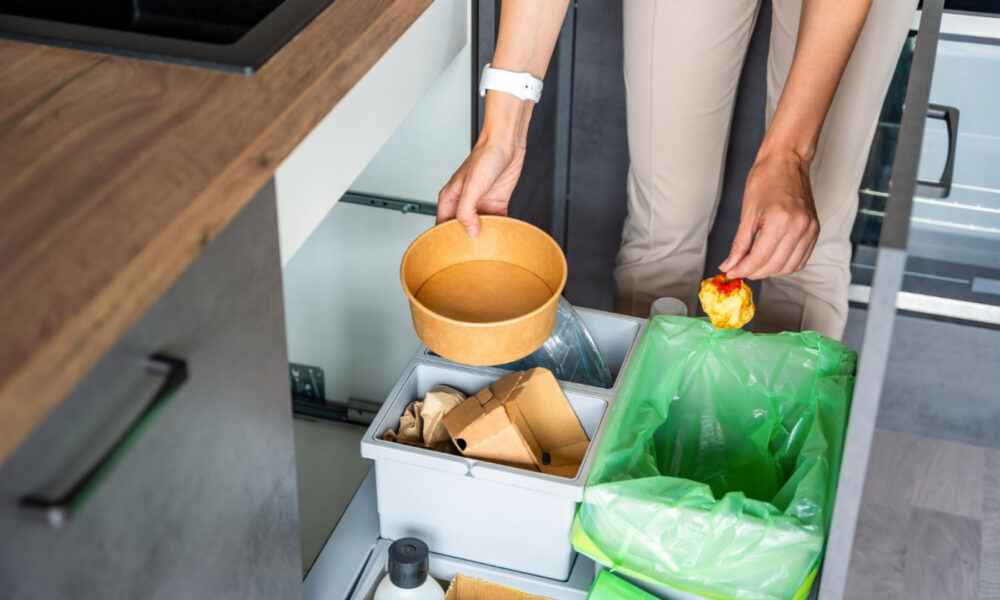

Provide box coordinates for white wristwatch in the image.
[479,63,544,102]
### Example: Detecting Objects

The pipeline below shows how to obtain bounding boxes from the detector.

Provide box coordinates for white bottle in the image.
[373,538,445,600]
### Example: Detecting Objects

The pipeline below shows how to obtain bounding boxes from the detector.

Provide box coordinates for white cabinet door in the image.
[282,202,434,406]
[276,0,470,264]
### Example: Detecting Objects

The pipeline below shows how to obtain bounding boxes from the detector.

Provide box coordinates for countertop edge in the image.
[0,0,435,465]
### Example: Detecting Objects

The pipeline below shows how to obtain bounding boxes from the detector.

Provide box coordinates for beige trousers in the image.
[614,0,917,339]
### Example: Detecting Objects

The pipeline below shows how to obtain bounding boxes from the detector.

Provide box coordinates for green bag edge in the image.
[572,316,853,600]
[573,515,818,600]
[587,570,660,600]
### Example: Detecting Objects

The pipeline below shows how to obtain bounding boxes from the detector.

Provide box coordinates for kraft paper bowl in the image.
[400,216,568,366]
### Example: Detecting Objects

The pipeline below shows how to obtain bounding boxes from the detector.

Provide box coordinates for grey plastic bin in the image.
[360,361,610,580]
[419,306,644,395]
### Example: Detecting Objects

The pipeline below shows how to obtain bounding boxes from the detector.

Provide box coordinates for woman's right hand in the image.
[436,137,525,237]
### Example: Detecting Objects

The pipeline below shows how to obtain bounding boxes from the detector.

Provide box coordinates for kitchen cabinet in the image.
[278,0,472,408]
[0,182,302,599]
[274,0,470,264]
[276,0,473,573]
[283,202,434,409]
[0,0,474,597]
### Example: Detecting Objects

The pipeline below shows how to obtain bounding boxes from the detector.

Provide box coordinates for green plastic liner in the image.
[587,571,659,600]
[573,316,856,600]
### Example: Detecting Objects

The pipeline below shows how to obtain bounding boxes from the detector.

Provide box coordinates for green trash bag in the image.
[572,316,856,600]
[587,571,659,600]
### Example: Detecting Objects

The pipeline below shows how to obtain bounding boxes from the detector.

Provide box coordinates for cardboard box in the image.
[442,368,589,477]
[444,574,554,600]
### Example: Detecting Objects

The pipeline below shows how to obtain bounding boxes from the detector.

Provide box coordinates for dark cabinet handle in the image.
[915,104,959,199]
[20,354,188,527]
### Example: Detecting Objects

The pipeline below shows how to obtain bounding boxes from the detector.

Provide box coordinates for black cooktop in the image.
[0,0,337,73]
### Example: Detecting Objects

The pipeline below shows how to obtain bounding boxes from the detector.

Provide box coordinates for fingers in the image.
[728,228,782,280]
[798,235,817,271]
[778,237,809,276]
[437,144,514,236]
[455,162,498,237]
[719,216,757,273]
[726,218,781,279]
[455,192,482,237]
[773,216,819,275]
[437,177,462,225]
[726,215,819,279]
[746,232,797,280]
[779,227,818,275]
[437,162,484,235]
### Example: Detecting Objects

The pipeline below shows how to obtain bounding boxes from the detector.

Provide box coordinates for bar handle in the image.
[915,103,959,199]
[19,353,188,527]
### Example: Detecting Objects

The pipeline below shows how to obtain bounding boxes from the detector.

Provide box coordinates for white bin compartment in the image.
[361,362,610,581]
[421,307,644,393]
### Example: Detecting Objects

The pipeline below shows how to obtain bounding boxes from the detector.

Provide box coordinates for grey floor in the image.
[843,306,1000,600]
[847,429,998,599]
[842,307,1000,452]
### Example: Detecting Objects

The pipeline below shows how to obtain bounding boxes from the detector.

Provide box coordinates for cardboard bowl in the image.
[400,216,567,366]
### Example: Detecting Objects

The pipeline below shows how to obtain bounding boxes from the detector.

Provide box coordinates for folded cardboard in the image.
[444,574,553,600]
[442,368,589,477]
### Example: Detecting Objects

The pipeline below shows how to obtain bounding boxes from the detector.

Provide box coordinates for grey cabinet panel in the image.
[0,181,302,600]
[564,0,628,310]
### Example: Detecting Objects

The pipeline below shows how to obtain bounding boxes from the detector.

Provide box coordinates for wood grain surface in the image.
[902,509,981,600]
[847,429,995,600]
[0,0,433,465]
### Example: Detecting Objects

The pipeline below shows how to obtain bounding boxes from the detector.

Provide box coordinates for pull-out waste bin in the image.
[573,316,856,600]
[362,308,644,580]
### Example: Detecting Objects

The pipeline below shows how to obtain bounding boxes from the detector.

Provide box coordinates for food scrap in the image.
[698,275,754,329]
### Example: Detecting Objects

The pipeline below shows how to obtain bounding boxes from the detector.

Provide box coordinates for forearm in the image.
[759,0,872,164]
[480,0,570,149]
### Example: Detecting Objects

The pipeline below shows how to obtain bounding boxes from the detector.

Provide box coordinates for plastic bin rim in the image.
[361,361,611,495]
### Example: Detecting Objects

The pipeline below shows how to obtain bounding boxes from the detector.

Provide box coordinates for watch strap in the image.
[479,63,543,102]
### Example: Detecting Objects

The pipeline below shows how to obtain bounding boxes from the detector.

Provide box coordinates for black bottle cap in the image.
[388,538,430,589]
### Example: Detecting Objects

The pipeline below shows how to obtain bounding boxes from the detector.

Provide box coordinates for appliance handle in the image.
[19,353,188,527]
[915,103,959,199]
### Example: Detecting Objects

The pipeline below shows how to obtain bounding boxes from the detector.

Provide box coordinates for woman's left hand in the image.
[719,151,820,280]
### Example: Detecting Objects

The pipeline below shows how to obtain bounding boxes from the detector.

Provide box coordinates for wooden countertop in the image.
[0,0,434,464]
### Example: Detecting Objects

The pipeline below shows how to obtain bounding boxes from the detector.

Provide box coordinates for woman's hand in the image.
[437,138,525,237]
[435,0,569,235]
[717,0,870,280]
[719,151,820,279]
